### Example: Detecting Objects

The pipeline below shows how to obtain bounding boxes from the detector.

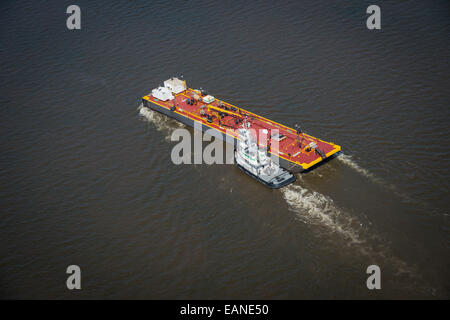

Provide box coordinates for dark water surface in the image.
[0,1,449,299]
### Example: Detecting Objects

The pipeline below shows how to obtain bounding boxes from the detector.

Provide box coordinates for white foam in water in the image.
[280,182,429,291]
[337,153,380,183]
[281,184,362,244]
[337,153,419,205]
[138,104,185,137]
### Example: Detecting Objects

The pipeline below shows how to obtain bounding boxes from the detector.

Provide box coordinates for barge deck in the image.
[142,80,341,173]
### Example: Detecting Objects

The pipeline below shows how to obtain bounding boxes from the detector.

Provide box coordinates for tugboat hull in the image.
[236,162,296,189]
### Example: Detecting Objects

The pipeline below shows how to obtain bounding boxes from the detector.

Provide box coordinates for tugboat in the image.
[234,118,296,188]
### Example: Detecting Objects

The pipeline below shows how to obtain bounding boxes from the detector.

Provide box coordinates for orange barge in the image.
[142,78,341,173]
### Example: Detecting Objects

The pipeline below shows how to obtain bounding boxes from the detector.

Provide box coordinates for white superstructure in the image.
[151,77,187,101]
[163,77,187,94]
[151,86,174,101]
[234,120,295,188]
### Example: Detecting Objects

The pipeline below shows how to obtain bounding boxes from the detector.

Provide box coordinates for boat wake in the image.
[280,182,432,294]
[281,183,364,245]
[138,104,185,140]
[337,153,420,206]
[337,153,381,183]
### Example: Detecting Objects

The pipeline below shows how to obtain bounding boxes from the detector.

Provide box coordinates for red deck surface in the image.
[143,88,341,170]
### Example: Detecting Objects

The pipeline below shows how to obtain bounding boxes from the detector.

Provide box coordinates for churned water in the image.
[0,0,449,298]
